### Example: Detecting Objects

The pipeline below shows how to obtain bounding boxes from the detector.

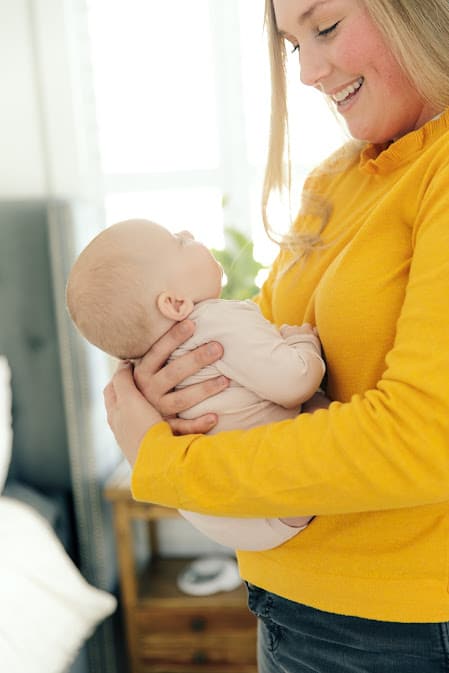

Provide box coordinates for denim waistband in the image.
[246,582,449,673]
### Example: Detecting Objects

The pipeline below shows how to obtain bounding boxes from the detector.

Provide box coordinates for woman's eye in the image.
[318,21,339,37]
[291,43,300,54]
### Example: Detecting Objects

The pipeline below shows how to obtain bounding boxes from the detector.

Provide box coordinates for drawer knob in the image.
[190,617,207,632]
[192,650,208,665]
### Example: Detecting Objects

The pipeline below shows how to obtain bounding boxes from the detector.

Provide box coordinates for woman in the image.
[104,1,449,670]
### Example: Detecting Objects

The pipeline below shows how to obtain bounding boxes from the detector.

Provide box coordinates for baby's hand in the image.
[280,322,317,339]
[280,322,321,355]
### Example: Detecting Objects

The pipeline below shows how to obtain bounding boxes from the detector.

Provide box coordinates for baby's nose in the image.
[178,230,194,241]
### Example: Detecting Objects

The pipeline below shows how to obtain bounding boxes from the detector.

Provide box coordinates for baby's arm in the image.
[280,323,324,385]
[279,322,318,341]
[214,304,325,408]
[176,303,323,548]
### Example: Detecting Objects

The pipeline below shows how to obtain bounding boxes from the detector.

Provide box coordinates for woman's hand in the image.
[133,320,229,435]
[103,362,163,465]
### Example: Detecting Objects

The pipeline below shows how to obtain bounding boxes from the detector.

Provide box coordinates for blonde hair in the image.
[66,237,158,360]
[365,1,449,110]
[263,0,449,253]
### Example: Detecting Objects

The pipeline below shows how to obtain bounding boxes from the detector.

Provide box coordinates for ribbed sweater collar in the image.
[358,107,449,175]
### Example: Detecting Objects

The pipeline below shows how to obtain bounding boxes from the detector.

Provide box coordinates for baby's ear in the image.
[157,292,194,321]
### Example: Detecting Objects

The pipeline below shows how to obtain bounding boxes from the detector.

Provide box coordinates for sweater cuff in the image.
[131,421,174,501]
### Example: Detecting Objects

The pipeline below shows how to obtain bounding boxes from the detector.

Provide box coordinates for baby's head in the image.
[66,218,222,359]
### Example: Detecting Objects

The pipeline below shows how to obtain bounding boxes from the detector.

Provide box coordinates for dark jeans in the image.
[246,583,449,672]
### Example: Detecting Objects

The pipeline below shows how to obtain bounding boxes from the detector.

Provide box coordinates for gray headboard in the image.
[0,200,71,490]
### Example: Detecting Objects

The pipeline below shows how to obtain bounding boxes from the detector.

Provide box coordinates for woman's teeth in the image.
[332,77,364,104]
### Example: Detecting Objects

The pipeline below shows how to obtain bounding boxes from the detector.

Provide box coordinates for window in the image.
[87,0,346,269]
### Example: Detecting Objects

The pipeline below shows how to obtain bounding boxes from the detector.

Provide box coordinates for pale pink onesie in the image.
[169,299,325,551]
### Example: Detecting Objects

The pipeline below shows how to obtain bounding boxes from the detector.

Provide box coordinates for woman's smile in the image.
[274,0,439,143]
[328,76,364,107]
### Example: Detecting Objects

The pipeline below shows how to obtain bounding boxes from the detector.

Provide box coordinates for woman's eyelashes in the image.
[288,21,340,55]
[317,21,340,38]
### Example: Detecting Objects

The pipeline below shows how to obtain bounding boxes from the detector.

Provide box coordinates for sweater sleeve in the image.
[132,165,449,517]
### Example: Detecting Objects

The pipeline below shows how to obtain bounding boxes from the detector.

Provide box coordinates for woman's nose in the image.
[299,44,331,88]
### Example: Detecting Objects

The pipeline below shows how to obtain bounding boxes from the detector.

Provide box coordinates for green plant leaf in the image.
[211,226,267,300]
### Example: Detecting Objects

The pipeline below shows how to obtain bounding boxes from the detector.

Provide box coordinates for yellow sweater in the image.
[132,109,449,622]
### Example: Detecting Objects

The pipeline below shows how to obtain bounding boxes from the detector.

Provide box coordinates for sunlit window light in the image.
[87,0,348,269]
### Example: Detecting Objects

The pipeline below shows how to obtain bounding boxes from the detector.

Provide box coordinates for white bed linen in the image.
[0,356,116,672]
[0,496,116,673]
[0,355,12,492]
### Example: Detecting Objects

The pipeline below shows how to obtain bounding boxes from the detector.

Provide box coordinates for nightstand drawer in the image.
[138,632,257,671]
[105,468,258,673]
[136,606,256,636]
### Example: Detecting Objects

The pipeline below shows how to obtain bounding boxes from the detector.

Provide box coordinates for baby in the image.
[66,219,325,551]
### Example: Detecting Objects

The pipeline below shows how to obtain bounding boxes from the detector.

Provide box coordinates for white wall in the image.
[0,0,102,201]
[0,0,224,560]
[0,0,46,196]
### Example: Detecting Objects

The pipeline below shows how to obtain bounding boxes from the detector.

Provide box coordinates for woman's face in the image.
[273,0,439,143]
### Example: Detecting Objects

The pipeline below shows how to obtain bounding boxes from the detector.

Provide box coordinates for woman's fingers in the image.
[157,375,229,417]
[168,414,218,436]
[135,340,224,404]
[136,320,196,378]
[117,320,227,429]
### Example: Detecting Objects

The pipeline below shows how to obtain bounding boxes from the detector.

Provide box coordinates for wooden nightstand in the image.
[105,462,258,673]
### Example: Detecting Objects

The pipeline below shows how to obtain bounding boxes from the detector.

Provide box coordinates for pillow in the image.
[0,356,12,493]
[0,496,116,673]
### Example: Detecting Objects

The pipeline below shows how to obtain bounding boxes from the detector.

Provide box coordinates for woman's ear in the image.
[157,291,194,321]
